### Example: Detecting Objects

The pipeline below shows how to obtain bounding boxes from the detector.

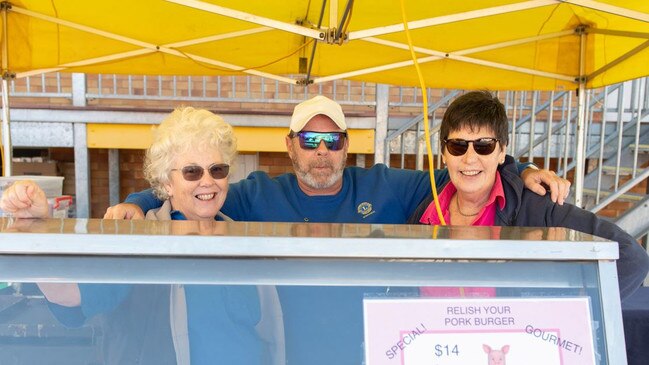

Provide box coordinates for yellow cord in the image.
[399,0,446,225]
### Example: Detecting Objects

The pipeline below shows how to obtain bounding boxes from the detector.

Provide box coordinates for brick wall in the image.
[88,149,149,218]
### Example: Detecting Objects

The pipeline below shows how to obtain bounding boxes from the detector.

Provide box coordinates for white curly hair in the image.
[144,107,237,200]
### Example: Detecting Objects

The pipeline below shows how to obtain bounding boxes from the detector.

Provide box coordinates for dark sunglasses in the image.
[290,131,347,151]
[443,138,500,156]
[171,163,230,181]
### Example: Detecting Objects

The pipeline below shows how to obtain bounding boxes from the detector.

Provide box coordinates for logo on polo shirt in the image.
[357,202,375,219]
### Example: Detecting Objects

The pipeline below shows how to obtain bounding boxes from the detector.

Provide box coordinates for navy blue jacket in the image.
[409,154,649,301]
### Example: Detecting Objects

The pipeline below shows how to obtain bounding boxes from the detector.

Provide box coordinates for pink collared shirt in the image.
[418,172,506,298]
[419,171,506,226]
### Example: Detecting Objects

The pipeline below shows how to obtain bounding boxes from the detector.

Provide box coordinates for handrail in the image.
[385,90,460,143]
[615,195,649,239]
[511,90,568,159]
[590,167,649,213]
[384,90,461,165]
[558,108,649,176]
[513,85,621,160]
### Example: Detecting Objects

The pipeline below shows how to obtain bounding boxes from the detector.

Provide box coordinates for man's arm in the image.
[431,161,570,204]
[519,164,571,205]
[390,159,571,221]
[103,188,162,219]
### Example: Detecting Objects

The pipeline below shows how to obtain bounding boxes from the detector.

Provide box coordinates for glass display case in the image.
[0,218,625,364]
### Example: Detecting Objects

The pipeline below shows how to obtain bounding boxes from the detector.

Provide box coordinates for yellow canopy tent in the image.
[3,0,648,88]
[1,0,648,202]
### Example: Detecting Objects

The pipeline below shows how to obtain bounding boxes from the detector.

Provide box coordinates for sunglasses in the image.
[172,163,230,181]
[443,138,500,156]
[290,131,347,151]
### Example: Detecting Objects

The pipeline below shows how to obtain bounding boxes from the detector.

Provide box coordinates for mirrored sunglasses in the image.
[443,138,500,156]
[172,163,230,181]
[291,131,347,151]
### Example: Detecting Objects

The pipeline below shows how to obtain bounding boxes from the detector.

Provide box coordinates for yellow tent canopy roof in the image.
[2,0,648,90]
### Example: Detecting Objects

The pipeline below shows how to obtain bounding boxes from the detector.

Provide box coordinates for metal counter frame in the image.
[0,218,626,364]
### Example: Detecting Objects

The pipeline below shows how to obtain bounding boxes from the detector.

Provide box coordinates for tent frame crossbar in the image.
[11,5,294,84]
[8,1,648,86]
[315,30,577,84]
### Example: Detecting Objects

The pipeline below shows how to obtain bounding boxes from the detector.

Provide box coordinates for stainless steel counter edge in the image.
[0,221,618,260]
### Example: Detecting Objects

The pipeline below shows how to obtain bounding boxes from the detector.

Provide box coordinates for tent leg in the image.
[74,123,90,218]
[574,83,587,208]
[108,149,120,206]
[375,84,389,165]
[1,4,12,177]
[1,78,11,177]
[574,26,587,207]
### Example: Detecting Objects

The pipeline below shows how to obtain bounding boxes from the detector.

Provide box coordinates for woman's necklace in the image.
[455,195,479,217]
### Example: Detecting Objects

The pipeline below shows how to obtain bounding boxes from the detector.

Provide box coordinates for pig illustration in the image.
[483,344,509,365]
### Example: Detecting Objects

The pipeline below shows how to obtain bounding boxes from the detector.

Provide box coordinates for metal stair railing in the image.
[510,85,625,164]
[510,90,570,160]
[510,85,620,163]
[567,82,649,210]
[586,81,648,206]
[590,167,649,213]
[615,195,649,239]
[561,100,649,178]
[579,78,649,212]
[384,90,461,167]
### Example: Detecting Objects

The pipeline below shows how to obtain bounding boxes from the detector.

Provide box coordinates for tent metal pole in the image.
[349,0,555,40]
[328,0,337,28]
[561,0,649,22]
[1,79,10,177]
[375,84,389,165]
[574,26,588,207]
[334,0,354,41]
[13,5,293,84]
[166,0,322,39]
[304,0,327,85]
[314,37,575,84]
[1,2,12,176]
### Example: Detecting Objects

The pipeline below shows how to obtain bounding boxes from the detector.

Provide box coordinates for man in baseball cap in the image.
[285,95,349,195]
[289,95,347,133]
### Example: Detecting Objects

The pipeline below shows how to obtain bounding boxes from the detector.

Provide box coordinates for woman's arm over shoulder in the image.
[124,188,163,213]
[106,188,161,219]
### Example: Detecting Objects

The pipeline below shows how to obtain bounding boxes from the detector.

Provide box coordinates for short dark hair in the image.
[440,90,509,152]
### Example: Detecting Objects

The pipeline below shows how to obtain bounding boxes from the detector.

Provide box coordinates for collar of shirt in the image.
[419,171,506,226]
[169,210,226,221]
[170,210,187,220]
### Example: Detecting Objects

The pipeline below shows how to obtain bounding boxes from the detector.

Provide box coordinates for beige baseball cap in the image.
[289,95,347,133]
